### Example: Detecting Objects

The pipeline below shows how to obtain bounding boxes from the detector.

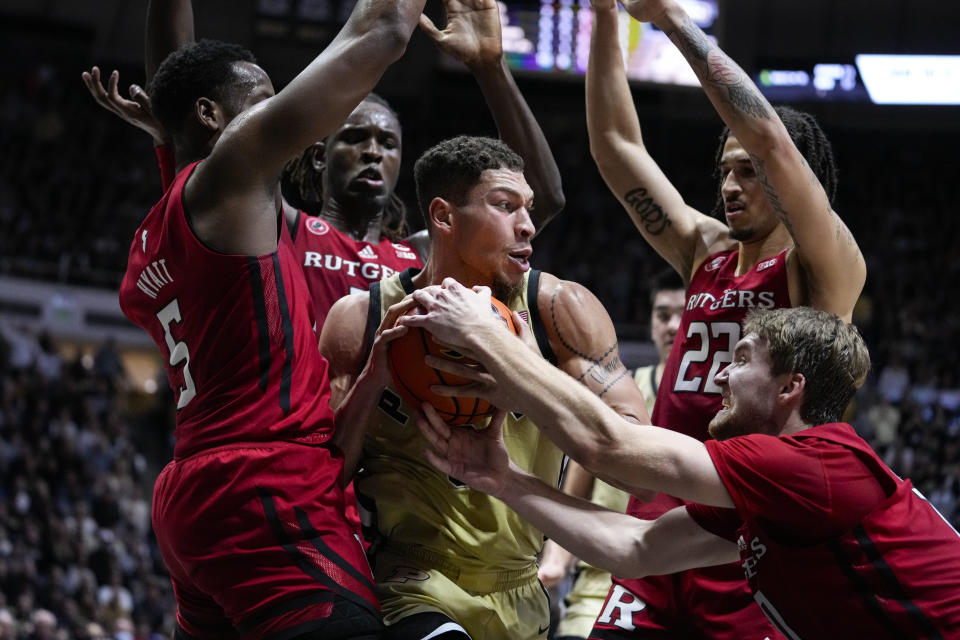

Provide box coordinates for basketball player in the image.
[540,268,685,640]
[116,0,426,635]
[408,298,960,640]
[279,0,565,326]
[318,136,650,640]
[582,0,866,635]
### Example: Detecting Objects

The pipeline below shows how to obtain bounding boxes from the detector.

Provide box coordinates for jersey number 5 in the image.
[157,298,197,409]
[674,321,740,394]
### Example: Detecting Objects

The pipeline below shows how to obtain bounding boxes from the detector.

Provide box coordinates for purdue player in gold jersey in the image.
[319,136,650,640]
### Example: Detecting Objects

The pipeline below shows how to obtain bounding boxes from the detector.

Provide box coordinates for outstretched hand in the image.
[417,403,512,496]
[81,67,167,145]
[419,0,503,70]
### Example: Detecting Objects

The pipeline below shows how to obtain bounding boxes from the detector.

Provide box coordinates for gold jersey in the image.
[357,268,563,575]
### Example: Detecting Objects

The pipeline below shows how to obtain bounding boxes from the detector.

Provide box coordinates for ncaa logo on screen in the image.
[306,217,330,236]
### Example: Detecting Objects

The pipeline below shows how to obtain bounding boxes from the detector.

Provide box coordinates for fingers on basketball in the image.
[388,296,518,425]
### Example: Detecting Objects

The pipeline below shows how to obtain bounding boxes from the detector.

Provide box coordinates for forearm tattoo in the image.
[550,289,627,398]
[748,152,795,238]
[673,15,772,120]
[624,187,671,235]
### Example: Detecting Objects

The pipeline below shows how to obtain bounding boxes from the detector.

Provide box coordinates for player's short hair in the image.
[712,106,839,216]
[282,93,409,241]
[649,268,685,305]
[148,39,257,138]
[743,307,870,425]
[413,136,524,233]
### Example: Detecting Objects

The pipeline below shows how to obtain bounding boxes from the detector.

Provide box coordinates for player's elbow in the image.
[567,433,619,478]
[619,525,666,579]
[533,193,565,231]
[370,23,413,62]
[589,136,642,176]
[351,8,418,63]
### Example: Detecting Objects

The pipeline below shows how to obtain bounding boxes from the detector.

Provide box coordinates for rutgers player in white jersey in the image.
[583,0,866,637]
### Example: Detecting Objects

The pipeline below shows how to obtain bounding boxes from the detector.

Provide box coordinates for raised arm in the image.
[405,280,731,507]
[145,0,195,81]
[639,0,865,318]
[420,0,565,229]
[81,0,195,183]
[416,405,737,577]
[585,0,728,280]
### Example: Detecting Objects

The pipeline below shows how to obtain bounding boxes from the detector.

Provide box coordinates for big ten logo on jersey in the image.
[738,534,767,580]
[303,251,398,282]
[383,566,430,584]
[136,258,174,299]
[686,289,776,312]
[756,257,778,272]
[391,242,418,261]
[596,585,647,631]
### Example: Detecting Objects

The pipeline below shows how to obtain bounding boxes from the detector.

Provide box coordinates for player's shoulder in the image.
[534,271,602,317]
[534,271,615,356]
[327,289,371,325]
[319,291,372,370]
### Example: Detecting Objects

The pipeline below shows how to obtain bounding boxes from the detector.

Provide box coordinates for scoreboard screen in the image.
[456,0,720,86]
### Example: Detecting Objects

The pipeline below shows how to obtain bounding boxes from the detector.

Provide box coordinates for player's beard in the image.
[708,408,754,440]
[727,225,756,242]
[492,274,523,305]
[708,404,777,440]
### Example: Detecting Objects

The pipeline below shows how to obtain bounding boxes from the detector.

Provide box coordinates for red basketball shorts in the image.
[152,441,379,639]
[589,492,780,640]
[590,565,781,639]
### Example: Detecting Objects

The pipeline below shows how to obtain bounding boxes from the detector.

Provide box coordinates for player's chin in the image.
[491,272,524,304]
[707,409,732,440]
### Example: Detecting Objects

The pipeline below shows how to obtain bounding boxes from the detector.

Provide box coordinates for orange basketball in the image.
[388,296,520,425]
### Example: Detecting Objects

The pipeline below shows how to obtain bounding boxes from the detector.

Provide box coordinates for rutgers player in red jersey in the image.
[116,0,426,634]
[403,300,960,640]
[582,0,866,635]
[86,0,564,546]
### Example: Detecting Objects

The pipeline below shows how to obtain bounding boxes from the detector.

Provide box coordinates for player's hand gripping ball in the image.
[388,296,519,426]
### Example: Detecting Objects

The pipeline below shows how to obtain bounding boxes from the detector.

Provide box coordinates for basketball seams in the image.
[387,297,517,426]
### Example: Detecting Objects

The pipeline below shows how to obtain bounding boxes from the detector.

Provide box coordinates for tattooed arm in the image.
[533,273,662,496]
[585,0,730,281]
[637,0,865,319]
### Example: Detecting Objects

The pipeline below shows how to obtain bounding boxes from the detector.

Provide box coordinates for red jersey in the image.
[688,423,960,639]
[651,247,791,441]
[289,211,422,328]
[118,163,336,459]
[601,248,792,640]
